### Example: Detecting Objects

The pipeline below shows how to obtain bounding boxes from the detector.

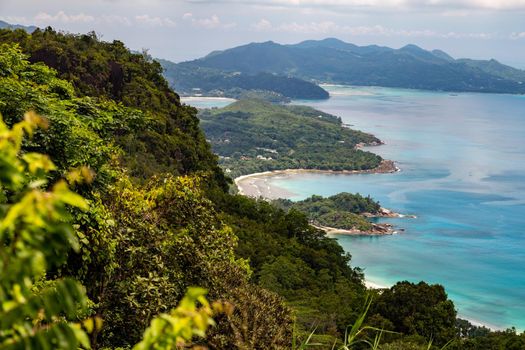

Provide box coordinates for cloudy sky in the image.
[1,0,525,67]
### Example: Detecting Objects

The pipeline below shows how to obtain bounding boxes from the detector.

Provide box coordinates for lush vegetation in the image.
[199,99,383,177]
[160,60,329,101]
[208,191,369,343]
[182,38,525,94]
[0,114,219,349]
[1,27,524,350]
[0,27,226,182]
[274,193,381,231]
[0,35,290,349]
[0,113,93,349]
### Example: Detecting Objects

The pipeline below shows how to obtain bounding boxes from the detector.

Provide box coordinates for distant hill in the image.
[457,58,525,82]
[181,38,525,94]
[160,59,329,100]
[0,20,37,32]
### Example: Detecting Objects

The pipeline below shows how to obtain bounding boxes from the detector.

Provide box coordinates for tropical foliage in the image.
[0,113,91,349]
[274,193,381,231]
[0,39,290,349]
[0,28,225,183]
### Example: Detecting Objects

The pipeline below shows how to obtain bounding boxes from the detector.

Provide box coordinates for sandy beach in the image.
[180,96,236,103]
[234,171,297,199]
[235,160,399,199]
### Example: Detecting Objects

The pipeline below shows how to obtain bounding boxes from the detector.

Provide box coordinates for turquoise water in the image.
[181,96,235,109]
[268,85,525,330]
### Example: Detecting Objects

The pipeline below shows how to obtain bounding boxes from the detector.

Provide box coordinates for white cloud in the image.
[0,16,32,25]
[510,32,525,39]
[17,11,179,28]
[34,11,95,24]
[250,19,496,39]
[135,14,176,27]
[441,10,470,16]
[186,0,525,11]
[100,15,132,26]
[251,19,273,31]
[182,13,236,29]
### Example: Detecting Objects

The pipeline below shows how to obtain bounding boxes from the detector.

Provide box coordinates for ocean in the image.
[263,85,525,330]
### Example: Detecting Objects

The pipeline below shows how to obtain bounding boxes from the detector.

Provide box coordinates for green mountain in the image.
[199,99,383,177]
[182,38,525,94]
[0,20,37,32]
[160,59,329,100]
[457,58,525,82]
[0,26,225,182]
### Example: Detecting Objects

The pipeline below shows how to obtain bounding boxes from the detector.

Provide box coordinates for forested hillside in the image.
[160,60,329,101]
[274,193,381,232]
[0,27,524,349]
[200,99,383,177]
[0,29,289,349]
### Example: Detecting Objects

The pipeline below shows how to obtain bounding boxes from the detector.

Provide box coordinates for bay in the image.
[180,96,236,109]
[264,85,525,330]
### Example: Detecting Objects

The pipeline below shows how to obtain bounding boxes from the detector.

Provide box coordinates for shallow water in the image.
[265,85,525,330]
[180,96,235,109]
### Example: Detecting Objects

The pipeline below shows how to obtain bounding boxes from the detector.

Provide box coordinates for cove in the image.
[262,85,525,330]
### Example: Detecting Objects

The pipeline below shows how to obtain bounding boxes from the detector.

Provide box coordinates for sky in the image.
[1,0,525,68]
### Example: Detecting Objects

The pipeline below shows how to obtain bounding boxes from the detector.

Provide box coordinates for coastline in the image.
[180,96,236,102]
[229,87,515,332]
[234,159,414,236]
[234,159,399,198]
[362,279,503,331]
[313,223,397,236]
[232,143,500,332]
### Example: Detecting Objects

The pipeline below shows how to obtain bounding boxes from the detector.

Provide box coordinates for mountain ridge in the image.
[181,38,525,94]
[0,20,37,32]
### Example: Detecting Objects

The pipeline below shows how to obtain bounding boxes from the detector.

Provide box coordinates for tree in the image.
[370,281,457,346]
[0,112,91,349]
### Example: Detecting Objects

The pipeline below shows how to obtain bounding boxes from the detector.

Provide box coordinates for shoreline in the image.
[363,279,503,331]
[234,159,414,236]
[232,145,500,333]
[229,90,508,333]
[234,159,399,197]
[313,223,397,236]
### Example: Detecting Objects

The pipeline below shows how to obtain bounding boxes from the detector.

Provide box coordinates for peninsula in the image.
[198,98,385,178]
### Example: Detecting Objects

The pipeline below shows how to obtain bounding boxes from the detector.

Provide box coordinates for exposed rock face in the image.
[363,207,417,219]
[372,160,399,173]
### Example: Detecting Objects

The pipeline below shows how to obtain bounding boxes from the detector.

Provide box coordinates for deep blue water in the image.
[266,86,525,330]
